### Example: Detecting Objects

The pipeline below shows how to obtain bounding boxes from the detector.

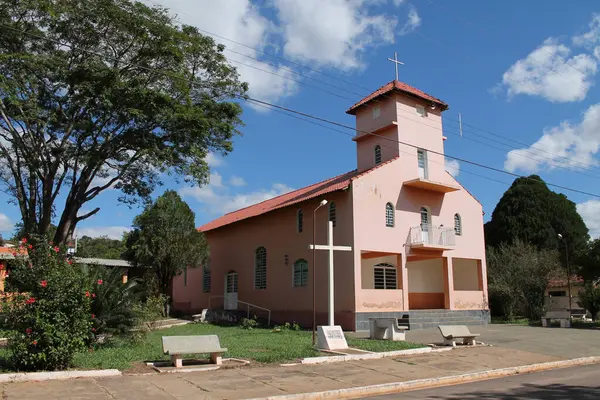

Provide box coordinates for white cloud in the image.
[500,38,597,102]
[229,176,247,187]
[144,0,298,104]
[577,199,600,238]
[399,6,421,36]
[573,14,600,49]
[505,103,600,173]
[0,213,13,232]
[206,152,225,168]
[274,0,398,71]
[76,226,130,240]
[180,174,294,216]
[445,158,460,178]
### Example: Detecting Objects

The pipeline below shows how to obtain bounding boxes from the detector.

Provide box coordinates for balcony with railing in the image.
[408,224,456,251]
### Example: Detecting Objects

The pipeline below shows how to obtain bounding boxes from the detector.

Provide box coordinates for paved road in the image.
[366,364,600,399]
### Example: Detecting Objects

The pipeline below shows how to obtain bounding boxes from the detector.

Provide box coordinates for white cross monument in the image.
[387,51,404,81]
[309,219,352,350]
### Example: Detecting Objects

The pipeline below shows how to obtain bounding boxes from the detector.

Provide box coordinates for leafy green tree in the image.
[484,175,589,264]
[577,283,600,321]
[123,190,207,297]
[578,238,600,282]
[76,236,127,260]
[487,240,559,320]
[0,0,247,245]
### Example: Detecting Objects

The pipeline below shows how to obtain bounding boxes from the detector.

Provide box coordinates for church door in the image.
[224,271,238,310]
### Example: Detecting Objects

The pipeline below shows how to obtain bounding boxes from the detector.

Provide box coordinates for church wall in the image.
[354,95,397,136]
[355,129,399,172]
[172,189,358,330]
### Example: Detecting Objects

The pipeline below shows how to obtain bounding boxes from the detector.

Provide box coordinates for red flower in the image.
[40,280,47,288]
[91,314,96,319]
[85,291,90,298]
[25,297,35,305]
[92,328,96,332]
[21,238,27,244]
[25,328,32,335]
[0,265,4,271]
[97,279,103,285]
[92,293,96,298]
[68,259,73,265]
[28,244,33,250]
[11,252,17,257]
[53,246,60,253]
[32,340,37,345]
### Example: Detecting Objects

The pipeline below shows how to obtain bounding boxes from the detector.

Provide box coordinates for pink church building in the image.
[172,80,489,331]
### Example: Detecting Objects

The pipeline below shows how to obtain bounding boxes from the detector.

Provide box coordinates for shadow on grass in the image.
[423,383,600,399]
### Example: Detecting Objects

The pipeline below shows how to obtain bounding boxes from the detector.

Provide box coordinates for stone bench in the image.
[542,310,571,328]
[369,318,408,341]
[162,335,227,368]
[438,325,480,347]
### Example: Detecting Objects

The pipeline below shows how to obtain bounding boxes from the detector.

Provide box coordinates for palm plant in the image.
[83,265,146,336]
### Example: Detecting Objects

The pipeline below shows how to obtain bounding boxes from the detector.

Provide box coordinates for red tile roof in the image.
[346,80,449,115]
[199,157,399,232]
[548,275,584,288]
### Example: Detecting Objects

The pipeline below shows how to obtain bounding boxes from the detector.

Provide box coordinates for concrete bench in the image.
[162,335,227,368]
[542,310,571,328]
[438,325,480,347]
[369,318,408,341]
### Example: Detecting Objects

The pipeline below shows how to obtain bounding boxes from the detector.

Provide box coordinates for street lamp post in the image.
[312,199,328,345]
[558,233,572,313]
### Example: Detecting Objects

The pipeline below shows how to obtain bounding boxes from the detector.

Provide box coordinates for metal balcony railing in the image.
[408,224,456,247]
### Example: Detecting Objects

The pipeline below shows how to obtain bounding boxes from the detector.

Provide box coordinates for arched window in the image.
[254,247,267,290]
[297,209,303,233]
[374,145,382,165]
[374,263,397,290]
[454,213,462,236]
[329,202,336,227]
[293,259,309,287]
[385,202,394,227]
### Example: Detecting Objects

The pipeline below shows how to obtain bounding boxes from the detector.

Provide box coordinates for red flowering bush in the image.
[3,238,92,371]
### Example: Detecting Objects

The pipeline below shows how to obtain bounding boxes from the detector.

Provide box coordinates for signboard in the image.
[316,325,348,350]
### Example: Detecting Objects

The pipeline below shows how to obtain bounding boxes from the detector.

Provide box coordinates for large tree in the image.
[76,235,127,260]
[123,190,207,296]
[0,0,247,245]
[484,175,589,262]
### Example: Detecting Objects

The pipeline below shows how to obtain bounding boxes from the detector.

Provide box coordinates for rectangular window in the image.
[417,149,428,179]
[416,105,427,117]
[374,266,397,290]
[203,265,211,293]
[293,260,308,287]
[372,106,381,119]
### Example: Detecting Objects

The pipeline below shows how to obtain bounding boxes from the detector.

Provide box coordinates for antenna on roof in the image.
[459,113,463,138]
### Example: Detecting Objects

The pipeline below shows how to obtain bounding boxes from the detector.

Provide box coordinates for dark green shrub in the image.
[4,238,91,371]
[577,283,600,321]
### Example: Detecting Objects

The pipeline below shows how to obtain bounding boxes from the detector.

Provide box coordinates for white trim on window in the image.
[386,202,394,227]
[454,213,462,236]
[372,106,381,119]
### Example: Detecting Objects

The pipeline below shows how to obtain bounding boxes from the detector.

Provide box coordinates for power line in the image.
[3,22,600,199]
[225,48,600,179]
[144,0,600,174]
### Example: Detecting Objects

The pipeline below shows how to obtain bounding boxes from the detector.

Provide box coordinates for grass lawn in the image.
[0,324,426,371]
[490,316,531,325]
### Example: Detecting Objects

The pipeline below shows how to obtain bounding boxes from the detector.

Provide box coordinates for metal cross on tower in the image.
[387,51,404,81]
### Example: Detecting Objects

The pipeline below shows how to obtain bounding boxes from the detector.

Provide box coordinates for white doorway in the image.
[417,149,428,179]
[420,207,431,244]
[224,271,238,310]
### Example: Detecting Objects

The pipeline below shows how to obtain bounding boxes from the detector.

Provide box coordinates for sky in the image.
[2,0,600,240]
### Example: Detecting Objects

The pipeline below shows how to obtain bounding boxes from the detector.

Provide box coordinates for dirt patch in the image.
[122,362,158,375]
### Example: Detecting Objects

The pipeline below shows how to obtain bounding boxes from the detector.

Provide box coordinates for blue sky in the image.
[2,0,600,240]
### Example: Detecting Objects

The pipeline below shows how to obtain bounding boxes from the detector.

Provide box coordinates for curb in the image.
[300,346,452,365]
[0,369,121,383]
[252,356,600,400]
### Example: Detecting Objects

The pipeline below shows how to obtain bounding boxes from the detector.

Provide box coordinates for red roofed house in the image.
[171,80,489,331]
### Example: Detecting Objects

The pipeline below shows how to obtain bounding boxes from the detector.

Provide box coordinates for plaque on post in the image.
[316,325,348,350]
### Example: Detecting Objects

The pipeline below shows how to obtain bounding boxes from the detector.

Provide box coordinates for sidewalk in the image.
[2,346,564,400]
